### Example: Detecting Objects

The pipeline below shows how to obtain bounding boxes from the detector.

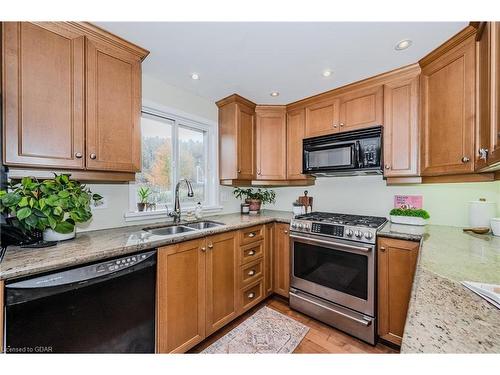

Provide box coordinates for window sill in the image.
[124,205,224,222]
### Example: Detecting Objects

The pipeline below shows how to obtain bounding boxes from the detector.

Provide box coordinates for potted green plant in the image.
[390,208,430,226]
[233,188,276,213]
[0,174,102,242]
[137,186,152,212]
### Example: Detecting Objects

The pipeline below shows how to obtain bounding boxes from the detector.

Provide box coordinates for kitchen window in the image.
[126,106,219,220]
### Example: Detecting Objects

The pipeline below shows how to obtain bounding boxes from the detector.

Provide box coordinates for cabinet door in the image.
[273,223,290,298]
[2,22,85,169]
[237,103,256,180]
[157,239,206,353]
[218,103,238,180]
[383,76,419,177]
[339,85,383,131]
[304,98,340,137]
[206,231,238,335]
[256,106,287,180]
[377,237,419,346]
[0,280,4,354]
[287,108,307,179]
[477,22,500,169]
[264,223,274,296]
[86,37,142,172]
[421,36,476,175]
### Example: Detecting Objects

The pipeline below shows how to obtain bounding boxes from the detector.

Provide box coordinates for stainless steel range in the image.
[289,212,387,345]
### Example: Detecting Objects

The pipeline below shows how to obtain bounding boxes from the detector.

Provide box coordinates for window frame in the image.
[125,103,220,221]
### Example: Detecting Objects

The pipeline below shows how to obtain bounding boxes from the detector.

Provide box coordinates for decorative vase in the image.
[137,202,146,212]
[43,228,76,242]
[245,199,262,213]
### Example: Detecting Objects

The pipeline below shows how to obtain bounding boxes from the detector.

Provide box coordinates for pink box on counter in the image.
[394,195,423,209]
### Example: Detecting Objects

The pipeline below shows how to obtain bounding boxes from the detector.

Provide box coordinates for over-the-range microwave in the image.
[302,126,383,176]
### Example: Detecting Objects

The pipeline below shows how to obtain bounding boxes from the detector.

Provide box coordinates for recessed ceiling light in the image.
[322,70,332,77]
[270,92,280,97]
[395,39,412,51]
[191,73,200,80]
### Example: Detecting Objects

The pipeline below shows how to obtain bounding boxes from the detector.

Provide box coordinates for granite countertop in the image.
[379,222,500,353]
[0,210,293,280]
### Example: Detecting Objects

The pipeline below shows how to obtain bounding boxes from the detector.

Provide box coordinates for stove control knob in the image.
[354,230,362,238]
[298,223,304,230]
[364,232,373,240]
[291,222,297,229]
[346,229,354,237]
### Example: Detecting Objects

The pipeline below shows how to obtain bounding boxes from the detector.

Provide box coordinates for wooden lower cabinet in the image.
[377,237,420,346]
[264,223,274,296]
[273,223,290,298]
[157,238,206,353]
[1,280,4,353]
[205,232,238,335]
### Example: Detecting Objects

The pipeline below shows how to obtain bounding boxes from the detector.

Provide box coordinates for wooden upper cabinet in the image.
[377,237,419,346]
[273,223,290,298]
[383,76,420,177]
[217,95,256,181]
[2,22,85,169]
[338,85,383,131]
[304,98,340,137]
[255,106,287,180]
[205,231,238,335]
[85,37,142,172]
[476,22,500,170]
[420,35,476,176]
[287,108,307,179]
[157,238,206,353]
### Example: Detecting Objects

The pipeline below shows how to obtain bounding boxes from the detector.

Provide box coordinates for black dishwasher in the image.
[4,250,157,353]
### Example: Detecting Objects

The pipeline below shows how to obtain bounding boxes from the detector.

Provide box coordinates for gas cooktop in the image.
[294,212,387,228]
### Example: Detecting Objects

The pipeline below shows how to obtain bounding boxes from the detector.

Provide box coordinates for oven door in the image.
[290,232,375,316]
[303,141,358,173]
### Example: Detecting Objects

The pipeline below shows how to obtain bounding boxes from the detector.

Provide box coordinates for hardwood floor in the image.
[189,296,398,354]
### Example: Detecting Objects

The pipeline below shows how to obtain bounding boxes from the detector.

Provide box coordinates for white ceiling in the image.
[96,22,467,104]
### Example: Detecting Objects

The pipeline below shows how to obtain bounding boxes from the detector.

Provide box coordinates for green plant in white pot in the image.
[0,174,102,242]
[389,208,430,226]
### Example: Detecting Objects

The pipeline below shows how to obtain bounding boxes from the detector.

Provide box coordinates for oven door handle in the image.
[290,291,371,327]
[289,233,372,253]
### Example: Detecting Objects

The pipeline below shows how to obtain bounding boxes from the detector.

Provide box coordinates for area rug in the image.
[201,306,309,354]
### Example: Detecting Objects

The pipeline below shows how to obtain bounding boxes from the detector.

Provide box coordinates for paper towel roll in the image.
[468,200,497,228]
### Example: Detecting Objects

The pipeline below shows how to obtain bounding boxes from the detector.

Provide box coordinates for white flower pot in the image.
[43,228,76,242]
[390,215,428,226]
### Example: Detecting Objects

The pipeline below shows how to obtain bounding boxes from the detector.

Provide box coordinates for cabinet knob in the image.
[90,153,97,160]
[248,292,255,299]
[248,250,255,256]
[207,242,213,249]
[385,164,391,170]
[340,123,345,127]
[284,230,289,234]
[201,247,206,252]
[75,152,83,159]
[248,269,256,276]
[461,156,470,163]
[380,246,386,252]
[237,169,241,174]
[333,124,338,128]
[248,232,256,238]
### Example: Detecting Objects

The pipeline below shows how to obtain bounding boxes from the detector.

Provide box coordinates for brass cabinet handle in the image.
[248,292,255,299]
[461,156,470,163]
[248,232,256,238]
[90,153,97,160]
[248,250,255,256]
[207,242,213,249]
[248,269,256,276]
[75,152,83,159]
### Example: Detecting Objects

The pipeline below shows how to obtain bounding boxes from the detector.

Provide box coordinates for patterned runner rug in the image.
[201,306,309,354]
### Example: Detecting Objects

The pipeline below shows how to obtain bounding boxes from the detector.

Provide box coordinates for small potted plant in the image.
[137,186,152,212]
[390,208,430,226]
[233,188,276,213]
[0,174,102,242]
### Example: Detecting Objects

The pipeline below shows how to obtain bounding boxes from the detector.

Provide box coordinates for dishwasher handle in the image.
[6,250,157,306]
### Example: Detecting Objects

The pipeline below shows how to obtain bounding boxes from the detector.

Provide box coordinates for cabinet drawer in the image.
[239,225,264,245]
[239,258,263,287]
[240,279,264,312]
[240,241,264,265]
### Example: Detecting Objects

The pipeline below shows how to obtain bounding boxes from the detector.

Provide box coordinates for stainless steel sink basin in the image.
[143,225,196,236]
[184,221,225,230]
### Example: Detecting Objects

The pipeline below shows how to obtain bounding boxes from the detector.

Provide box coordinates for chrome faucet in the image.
[169,179,194,223]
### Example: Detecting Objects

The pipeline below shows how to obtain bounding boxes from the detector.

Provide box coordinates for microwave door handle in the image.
[355,140,362,168]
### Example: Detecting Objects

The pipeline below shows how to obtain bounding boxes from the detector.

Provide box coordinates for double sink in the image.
[143,221,225,237]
